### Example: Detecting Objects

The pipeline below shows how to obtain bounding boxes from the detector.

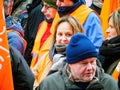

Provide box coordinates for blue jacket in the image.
[6,15,25,55]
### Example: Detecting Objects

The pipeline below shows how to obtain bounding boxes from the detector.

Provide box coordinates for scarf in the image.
[99,36,120,70]
[58,0,86,17]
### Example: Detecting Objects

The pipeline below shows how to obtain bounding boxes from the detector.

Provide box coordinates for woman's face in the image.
[106,17,118,40]
[41,3,57,20]
[56,22,74,44]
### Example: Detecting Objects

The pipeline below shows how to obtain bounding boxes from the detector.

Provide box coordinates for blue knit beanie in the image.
[66,33,98,64]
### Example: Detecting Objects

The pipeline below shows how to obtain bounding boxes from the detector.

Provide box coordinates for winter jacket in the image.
[9,45,35,90]
[36,64,119,90]
[6,15,26,55]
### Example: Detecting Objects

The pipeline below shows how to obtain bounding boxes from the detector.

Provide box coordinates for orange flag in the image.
[0,0,14,90]
[100,0,119,39]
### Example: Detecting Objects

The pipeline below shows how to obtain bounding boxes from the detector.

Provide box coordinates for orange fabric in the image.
[30,21,53,86]
[31,21,48,68]
[112,61,120,81]
[100,0,119,39]
[0,1,14,90]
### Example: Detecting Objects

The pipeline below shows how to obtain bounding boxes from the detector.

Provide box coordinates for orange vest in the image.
[31,21,53,86]
[50,5,93,35]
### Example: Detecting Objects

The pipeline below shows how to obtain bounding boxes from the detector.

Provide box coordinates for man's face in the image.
[69,57,97,82]
[56,0,74,7]
[41,2,57,20]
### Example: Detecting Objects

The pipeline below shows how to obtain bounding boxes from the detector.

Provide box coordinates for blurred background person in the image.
[30,0,57,88]
[98,8,120,76]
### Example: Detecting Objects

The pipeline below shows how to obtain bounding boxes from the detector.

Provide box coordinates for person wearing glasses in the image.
[35,33,118,90]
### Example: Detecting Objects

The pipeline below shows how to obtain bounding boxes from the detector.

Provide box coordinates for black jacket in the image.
[9,45,35,90]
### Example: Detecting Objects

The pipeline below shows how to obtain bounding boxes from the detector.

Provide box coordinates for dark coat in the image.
[98,36,120,72]
[9,45,35,90]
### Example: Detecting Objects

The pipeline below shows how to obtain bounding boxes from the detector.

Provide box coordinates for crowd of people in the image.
[2,0,120,90]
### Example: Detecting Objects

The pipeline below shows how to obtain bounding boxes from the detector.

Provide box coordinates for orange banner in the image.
[100,0,119,39]
[0,0,14,90]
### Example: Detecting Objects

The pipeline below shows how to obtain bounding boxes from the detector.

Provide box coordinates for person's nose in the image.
[86,63,92,70]
[61,35,68,44]
[41,6,46,13]
[106,27,110,33]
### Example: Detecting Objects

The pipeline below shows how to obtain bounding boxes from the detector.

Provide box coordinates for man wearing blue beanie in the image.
[36,33,119,90]
[66,32,98,64]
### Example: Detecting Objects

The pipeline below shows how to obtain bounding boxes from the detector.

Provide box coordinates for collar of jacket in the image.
[58,0,86,17]
[61,64,104,90]
[99,35,120,56]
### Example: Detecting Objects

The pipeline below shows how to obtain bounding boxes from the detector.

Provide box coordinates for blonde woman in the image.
[98,8,120,74]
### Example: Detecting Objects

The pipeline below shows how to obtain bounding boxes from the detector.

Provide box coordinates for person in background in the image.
[11,0,32,30]
[24,0,44,66]
[3,1,34,90]
[48,15,85,75]
[98,8,120,74]
[90,0,104,15]
[36,33,119,90]
[4,0,27,55]
[30,0,57,88]
[50,0,103,52]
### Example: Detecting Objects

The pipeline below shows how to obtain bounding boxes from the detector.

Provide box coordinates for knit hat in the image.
[66,33,98,64]
[42,0,57,9]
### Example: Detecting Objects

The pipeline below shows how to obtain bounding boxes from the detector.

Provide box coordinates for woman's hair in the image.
[108,8,120,35]
[53,15,85,42]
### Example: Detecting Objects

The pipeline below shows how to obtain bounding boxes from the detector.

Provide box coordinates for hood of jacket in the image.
[5,15,24,36]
